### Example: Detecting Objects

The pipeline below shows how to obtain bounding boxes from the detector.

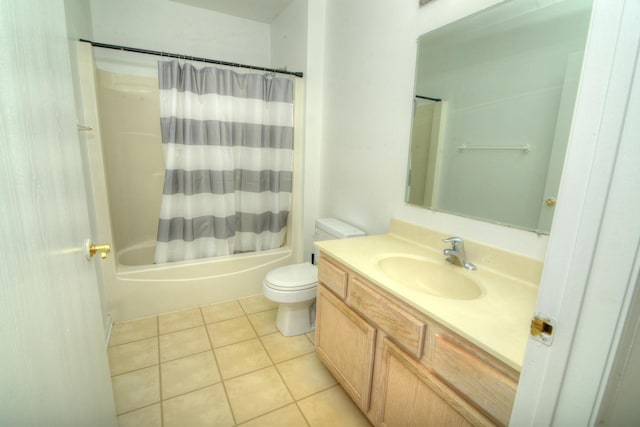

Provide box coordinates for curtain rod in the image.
[415,95,442,102]
[79,39,304,78]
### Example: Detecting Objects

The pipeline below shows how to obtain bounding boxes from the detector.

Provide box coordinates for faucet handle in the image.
[443,236,464,251]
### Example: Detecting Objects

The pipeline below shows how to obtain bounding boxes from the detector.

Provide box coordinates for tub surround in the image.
[314,219,541,371]
[75,41,306,324]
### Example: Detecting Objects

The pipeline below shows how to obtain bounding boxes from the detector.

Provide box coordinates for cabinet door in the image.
[316,285,376,411]
[380,338,494,427]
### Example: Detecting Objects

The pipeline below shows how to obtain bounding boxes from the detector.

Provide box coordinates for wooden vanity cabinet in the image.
[316,254,519,427]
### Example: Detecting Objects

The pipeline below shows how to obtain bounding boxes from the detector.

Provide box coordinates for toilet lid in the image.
[265,262,318,291]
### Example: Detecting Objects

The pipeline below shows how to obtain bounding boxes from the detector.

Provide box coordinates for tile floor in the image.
[108,295,372,427]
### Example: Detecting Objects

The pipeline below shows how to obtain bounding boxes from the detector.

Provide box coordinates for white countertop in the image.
[314,220,541,371]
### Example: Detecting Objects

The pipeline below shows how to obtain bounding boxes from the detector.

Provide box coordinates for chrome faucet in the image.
[443,237,476,270]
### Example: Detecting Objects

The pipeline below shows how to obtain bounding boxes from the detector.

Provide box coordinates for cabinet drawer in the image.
[433,335,517,426]
[318,256,348,299]
[349,276,426,358]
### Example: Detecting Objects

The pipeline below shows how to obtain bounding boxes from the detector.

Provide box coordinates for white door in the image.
[511,0,640,425]
[0,0,117,424]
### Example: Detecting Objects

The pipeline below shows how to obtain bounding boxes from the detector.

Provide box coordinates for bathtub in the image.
[110,242,294,321]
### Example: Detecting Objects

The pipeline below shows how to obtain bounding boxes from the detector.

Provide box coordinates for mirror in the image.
[406,0,593,234]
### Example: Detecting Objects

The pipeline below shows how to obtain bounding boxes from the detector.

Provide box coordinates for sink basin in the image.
[377,255,482,300]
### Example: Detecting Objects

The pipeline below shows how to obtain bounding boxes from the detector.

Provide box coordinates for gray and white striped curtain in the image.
[154,60,294,264]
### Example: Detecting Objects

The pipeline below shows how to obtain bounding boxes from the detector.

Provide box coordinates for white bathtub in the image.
[108,242,294,321]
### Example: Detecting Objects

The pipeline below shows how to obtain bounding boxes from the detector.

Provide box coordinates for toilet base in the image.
[275,299,316,337]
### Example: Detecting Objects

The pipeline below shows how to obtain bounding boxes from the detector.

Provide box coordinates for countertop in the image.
[314,220,541,371]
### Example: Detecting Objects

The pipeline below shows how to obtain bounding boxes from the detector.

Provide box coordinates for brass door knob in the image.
[85,240,112,260]
[545,198,557,207]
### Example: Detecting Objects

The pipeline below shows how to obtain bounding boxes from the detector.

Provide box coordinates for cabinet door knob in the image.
[545,198,557,207]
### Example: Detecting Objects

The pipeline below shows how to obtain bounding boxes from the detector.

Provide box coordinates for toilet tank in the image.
[312,218,365,264]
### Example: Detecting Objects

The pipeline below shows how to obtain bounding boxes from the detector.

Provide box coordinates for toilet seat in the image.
[263,262,318,291]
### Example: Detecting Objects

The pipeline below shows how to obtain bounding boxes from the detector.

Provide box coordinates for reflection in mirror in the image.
[406,0,593,234]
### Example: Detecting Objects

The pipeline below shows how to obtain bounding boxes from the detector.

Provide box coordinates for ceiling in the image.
[170,0,294,23]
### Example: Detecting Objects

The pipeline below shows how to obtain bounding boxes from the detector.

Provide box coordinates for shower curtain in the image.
[154,60,294,264]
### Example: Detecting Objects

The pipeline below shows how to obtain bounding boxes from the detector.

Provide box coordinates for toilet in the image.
[263,218,365,336]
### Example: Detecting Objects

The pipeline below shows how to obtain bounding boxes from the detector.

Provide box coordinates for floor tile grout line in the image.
[115,401,162,418]
[158,307,204,334]
[252,322,301,418]
[161,380,225,405]
[109,360,159,379]
[225,310,297,424]
[295,384,358,425]
[160,348,213,365]
[158,322,206,337]
[108,333,159,349]
[237,295,279,317]
[203,305,238,426]
[204,313,246,325]
[272,360,300,403]
[201,299,245,324]
[107,336,160,377]
[220,359,277,382]
[304,331,315,346]
[215,314,275,382]
[206,321,259,350]
[109,358,159,377]
[294,401,313,427]
[240,307,279,316]
[258,332,317,366]
[211,334,261,351]
[297,383,344,403]
[246,308,278,336]
[235,401,308,427]
[273,349,323,370]
[268,344,337,405]
[108,316,159,348]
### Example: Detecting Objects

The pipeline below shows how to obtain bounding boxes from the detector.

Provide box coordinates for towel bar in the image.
[457,144,530,153]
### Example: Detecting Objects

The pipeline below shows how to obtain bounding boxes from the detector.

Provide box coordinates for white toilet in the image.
[263,218,365,336]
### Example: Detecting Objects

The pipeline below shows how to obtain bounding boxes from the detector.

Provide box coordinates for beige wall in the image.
[96,70,163,253]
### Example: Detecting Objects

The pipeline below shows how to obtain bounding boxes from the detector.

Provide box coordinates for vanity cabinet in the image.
[316,254,519,427]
